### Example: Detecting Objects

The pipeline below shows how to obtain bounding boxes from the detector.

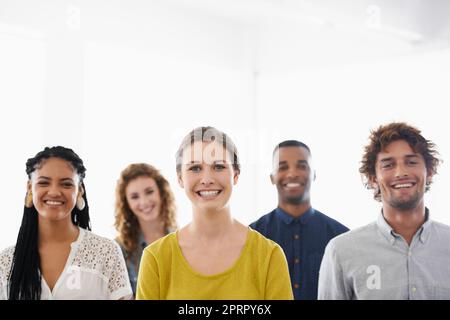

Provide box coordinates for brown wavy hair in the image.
[114,163,177,255]
[359,122,441,201]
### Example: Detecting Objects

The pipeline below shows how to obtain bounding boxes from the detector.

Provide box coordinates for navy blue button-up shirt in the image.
[250,207,349,300]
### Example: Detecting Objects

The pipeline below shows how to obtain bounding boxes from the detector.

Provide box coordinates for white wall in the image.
[1,1,450,249]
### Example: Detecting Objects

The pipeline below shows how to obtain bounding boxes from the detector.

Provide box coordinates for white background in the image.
[1,0,450,249]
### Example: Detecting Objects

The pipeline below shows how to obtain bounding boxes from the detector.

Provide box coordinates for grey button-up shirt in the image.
[318,209,450,299]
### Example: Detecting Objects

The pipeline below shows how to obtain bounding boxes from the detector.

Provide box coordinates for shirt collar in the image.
[138,232,147,248]
[419,208,432,244]
[376,208,432,245]
[275,206,315,225]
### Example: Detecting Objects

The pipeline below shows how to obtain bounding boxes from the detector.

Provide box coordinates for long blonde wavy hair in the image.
[114,163,177,255]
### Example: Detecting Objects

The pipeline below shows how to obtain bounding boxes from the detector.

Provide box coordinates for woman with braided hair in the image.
[0,146,132,300]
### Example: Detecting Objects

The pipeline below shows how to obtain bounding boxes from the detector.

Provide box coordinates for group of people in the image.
[0,122,449,300]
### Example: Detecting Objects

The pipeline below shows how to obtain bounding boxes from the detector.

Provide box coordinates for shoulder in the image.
[143,231,177,257]
[73,229,124,272]
[0,246,15,279]
[249,210,277,230]
[313,209,349,232]
[325,222,377,254]
[81,229,122,253]
[430,220,450,239]
[247,228,283,256]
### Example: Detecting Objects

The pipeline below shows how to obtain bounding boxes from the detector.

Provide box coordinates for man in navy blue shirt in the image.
[250,140,349,300]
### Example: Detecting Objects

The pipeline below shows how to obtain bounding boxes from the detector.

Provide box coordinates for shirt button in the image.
[294,258,300,264]
[294,283,300,289]
[294,234,300,240]
[412,287,417,293]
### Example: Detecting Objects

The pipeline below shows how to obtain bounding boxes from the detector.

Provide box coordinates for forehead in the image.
[274,146,311,163]
[376,140,422,161]
[126,176,157,192]
[182,141,232,164]
[34,157,76,177]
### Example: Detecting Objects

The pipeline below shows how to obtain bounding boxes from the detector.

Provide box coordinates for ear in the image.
[177,174,184,188]
[369,175,378,189]
[270,173,275,185]
[27,180,32,193]
[426,171,433,185]
[233,172,239,185]
[78,184,85,198]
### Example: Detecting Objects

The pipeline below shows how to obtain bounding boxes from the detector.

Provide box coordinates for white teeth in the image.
[285,183,301,188]
[45,200,63,205]
[198,190,220,196]
[394,183,413,189]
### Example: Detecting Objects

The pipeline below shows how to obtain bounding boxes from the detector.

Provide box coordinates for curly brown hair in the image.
[114,163,177,255]
[359,122,441,201]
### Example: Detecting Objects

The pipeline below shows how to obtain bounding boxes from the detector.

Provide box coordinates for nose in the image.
[47,183,62,196]
[200,166,215,186]
[138,196,148,208]
[394,163,409,178]
[286,167,299,179]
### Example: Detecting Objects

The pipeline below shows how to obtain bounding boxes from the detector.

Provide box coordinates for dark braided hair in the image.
[8,146,91,300]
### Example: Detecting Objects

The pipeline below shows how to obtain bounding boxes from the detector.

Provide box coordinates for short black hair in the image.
[272,140,311,159]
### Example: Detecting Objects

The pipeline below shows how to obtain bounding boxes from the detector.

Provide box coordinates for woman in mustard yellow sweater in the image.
[136,127,293,300]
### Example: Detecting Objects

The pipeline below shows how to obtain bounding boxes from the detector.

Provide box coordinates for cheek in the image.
[148,193,161,204]
[126,198,138,211]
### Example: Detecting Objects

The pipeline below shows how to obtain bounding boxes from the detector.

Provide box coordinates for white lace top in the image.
[0,228,132,300]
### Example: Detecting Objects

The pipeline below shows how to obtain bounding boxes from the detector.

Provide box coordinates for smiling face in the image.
[28,157,82,222]
[125,176,161,223]
[271,146,315,206]
[373,140,431,212]
[178,141,238,213]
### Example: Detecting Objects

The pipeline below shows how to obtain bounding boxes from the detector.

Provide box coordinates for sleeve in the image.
[0,274,5,300]
[264,245,294,300]
[135,248,160,300]
[317,239,351,300]
[107,242,133,300]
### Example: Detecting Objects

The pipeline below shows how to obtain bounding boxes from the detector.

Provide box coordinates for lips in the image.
[44,199,65,206]
[391,181,416,189]
[140,205,155,214]
[282,181,303,190]
[196,190,222,199]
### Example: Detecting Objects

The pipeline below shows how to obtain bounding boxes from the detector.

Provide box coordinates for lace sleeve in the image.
[107,241,132,300]
[0,246,15,300]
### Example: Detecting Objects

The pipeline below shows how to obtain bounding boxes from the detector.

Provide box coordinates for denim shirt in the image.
[250,207,349,300]
[119,234,147,296]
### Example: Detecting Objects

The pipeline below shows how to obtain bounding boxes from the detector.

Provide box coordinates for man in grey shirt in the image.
[318,122,450,300]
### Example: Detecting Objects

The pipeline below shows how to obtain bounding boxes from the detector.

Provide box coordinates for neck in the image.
[278,201,311,218]
[382,202,426,246]
[38,215,79,244]
[190,205,234,239]
[137,217,166,244]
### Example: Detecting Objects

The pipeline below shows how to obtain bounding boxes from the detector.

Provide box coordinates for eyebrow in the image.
[37,176,74,182]
[278,160,308,165]
[379,154,420,163]
[185,160,228,165]
[186,161,201,164]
